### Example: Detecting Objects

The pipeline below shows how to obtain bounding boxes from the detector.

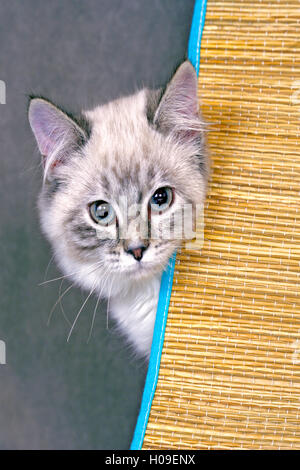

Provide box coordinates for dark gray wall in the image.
[0,0,195,449]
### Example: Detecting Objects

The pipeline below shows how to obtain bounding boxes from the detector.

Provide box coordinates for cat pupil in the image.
[152,188,168,206]
[96,202,109,218]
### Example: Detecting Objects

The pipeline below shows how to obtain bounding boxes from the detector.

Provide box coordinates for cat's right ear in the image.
[152,61,206,143]
[28,97,88,180]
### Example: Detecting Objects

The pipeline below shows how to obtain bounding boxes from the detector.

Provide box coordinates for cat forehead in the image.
[65,88,203,203]
[80,90,176,190]
[84,89,149,136]
[85,91,153,155]
[78,144,170,204]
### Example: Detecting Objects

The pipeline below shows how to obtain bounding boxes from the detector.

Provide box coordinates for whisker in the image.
[58,280,72,326]
[46,260,105,327]
[43,253,56,282]
[39,272,77,286]
[88,266,110,342]
[67,285,95,342]
[87,292,101,343]
[39,260,104,286]
[106,277,115,331]
[47,282,74,326]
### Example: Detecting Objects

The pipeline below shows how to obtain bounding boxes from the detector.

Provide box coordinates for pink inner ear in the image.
[29,99,78,165]
[173,66,198,118]
[154,62,201,139]
[39,133,58,157]
[41,153,61,170]
[179,89,198,119]
[29,102,62,156]
[179,128,200,140]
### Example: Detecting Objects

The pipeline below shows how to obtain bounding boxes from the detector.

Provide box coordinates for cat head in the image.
[28,61,208,295]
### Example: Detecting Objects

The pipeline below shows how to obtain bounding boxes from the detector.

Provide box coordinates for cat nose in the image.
[125,241,149,262]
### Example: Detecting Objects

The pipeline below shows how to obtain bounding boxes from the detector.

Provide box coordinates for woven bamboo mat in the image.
[143,0,300,450]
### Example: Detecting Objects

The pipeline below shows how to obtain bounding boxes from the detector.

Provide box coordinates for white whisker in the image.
[106,277,115,331]
[58,280,72,326]
[43,253,56,282]
[87,292,101,343]
[47,282,74,326]
[67,284,95,342]
[39,260,103,286]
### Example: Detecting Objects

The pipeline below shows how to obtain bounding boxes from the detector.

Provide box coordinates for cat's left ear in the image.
[153,60,205,142]
[28,97,88,179]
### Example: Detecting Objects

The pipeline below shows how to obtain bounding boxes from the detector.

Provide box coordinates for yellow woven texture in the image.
[143,0,300,449]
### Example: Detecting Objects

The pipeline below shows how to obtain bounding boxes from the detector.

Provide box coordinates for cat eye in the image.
[150,187,174,213]
[89,200,116,226]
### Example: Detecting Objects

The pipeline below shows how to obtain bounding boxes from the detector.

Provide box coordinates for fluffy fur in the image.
[28,61,209,358]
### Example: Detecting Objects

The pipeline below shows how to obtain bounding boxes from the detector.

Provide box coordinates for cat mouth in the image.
[117,260,156,278]
[124,261,147,273]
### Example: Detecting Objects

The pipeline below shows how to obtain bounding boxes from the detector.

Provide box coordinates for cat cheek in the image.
[94,225,118,244]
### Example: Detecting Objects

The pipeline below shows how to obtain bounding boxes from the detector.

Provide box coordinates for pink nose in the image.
[125,243,148,261]
[131,247,143,261]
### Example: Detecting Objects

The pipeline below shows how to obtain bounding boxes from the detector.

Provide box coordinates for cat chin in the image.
[109,272,162,358]
[112,260,163,277]
[117,267,161,286]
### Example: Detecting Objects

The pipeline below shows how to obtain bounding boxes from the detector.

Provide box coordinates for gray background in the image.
[0,0,195,449]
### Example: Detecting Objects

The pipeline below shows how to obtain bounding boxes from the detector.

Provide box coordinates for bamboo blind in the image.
[143,0,300,449]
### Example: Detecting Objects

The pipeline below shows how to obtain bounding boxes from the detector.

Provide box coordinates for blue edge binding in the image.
[130,0,207,450]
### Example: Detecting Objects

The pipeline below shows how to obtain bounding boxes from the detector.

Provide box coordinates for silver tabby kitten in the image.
[28,61,208,358]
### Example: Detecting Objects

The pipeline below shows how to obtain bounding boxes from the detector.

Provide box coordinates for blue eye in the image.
[89,200,116,225]
[150,187,173,213]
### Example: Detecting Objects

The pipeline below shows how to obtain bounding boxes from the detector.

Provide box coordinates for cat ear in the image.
[153,60,205,141]
[28,97,88,179]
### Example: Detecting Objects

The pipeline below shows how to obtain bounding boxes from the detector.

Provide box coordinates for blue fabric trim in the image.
[188,0,207,75]
[130,252,177,450]
[130,0,207,450]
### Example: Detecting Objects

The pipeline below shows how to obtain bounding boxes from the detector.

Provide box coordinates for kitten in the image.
[28,60,208,358]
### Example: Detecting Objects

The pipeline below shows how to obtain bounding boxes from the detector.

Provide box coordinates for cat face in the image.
[28,61,208,296]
